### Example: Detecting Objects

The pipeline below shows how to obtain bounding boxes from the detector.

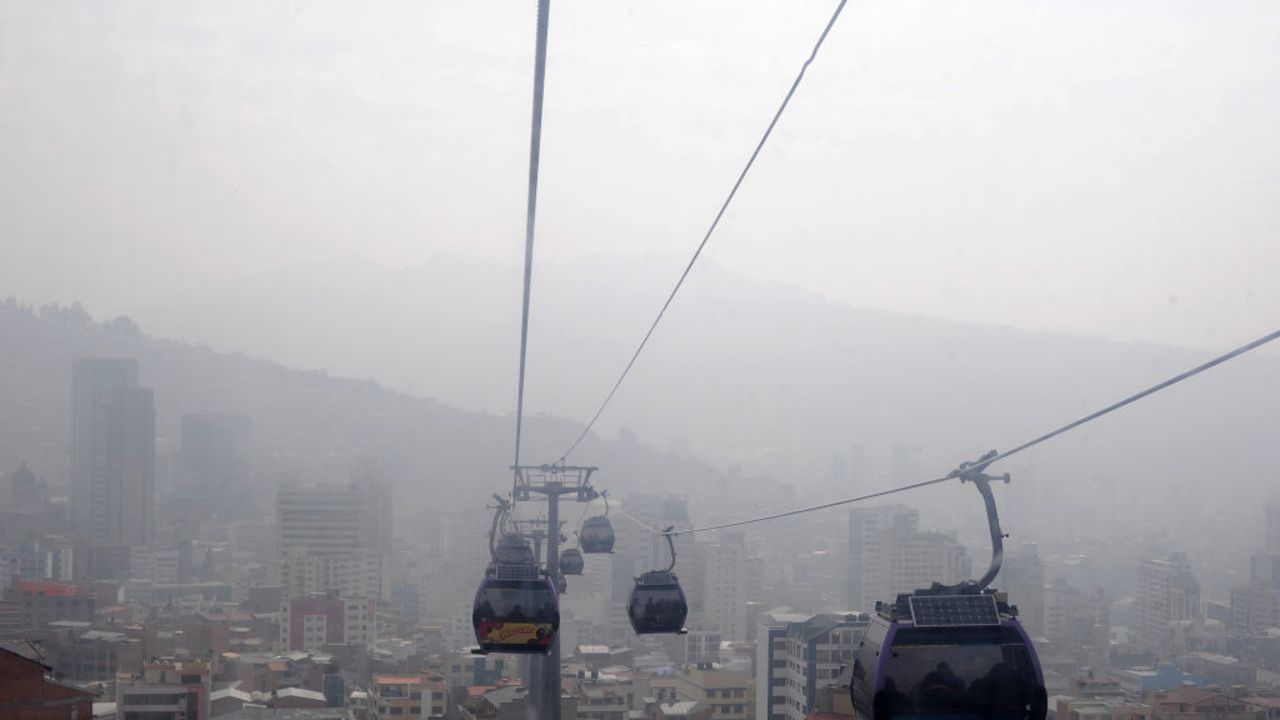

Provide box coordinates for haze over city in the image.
[1,2,1278,720]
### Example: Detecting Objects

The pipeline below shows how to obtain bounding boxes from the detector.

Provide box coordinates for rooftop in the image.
[80,631,129,642]
[484,685,529,707]
[218,708,351,720]
[211,688,254,702]
[375,675,424,686]
[1182,651,1242,665]
[1153,687,1224,705]
[276,688,327,702]
[660,700,704,717]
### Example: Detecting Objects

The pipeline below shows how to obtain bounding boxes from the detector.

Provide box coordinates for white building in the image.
[684,624,723,666]
[755,610,868,720]
[1136,552,1200,650]
[370,674,449,720]
[277,481,389,558]
[888,530,971,597]
[699,532,748,642]
[115,662,211,720]
[280,548,388,601]
[276,479,393,602]
[847,505,970,611]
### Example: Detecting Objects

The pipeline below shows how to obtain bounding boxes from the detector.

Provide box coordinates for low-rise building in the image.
[281,592,375,652]
[1175,652,1255,688]
[1147,687,1266,720]
[1048,696,1151,720]
[675,664,753,720]
[1114,664,1203,697]
[576,682,629,720]
[15,580,95,631]
[755,611,868,720]
[370,674,449,720]
[116,661,213,720]
[444,650,509,688]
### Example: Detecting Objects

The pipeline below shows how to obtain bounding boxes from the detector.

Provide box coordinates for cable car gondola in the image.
[559,547,584,575]
[472,507,560,655]
[579,494,615,554]
[850,463,1047,720]
[628,527,688,635]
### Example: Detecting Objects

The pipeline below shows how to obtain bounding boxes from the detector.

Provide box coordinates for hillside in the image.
[5,256,1279,569]
[0,299,724,509]
[119,255,1280,506]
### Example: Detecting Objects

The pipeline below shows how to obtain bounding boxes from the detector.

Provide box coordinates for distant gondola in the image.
[559,548,585,575]
[580,495,615,554]
[628,527,688,635]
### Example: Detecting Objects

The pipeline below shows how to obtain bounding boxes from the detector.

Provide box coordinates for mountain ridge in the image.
[0,297,724,510]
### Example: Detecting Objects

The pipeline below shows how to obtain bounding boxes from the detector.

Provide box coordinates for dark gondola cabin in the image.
[579,515,615,554]
[850,591,1046,720]
[472,534,559,655]
[472,563,559,654]
[560,548,584,575]
[628,569,688,634]
[847,464,1047,719]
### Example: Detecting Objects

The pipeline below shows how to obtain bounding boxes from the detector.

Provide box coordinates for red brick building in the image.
[281,592,375,651]
[0,644,95,720]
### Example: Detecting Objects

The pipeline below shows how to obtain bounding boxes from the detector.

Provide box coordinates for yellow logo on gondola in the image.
[485,622,551,645]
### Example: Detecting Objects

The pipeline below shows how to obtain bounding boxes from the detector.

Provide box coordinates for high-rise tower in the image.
[70,358,155,547]
[1136,552,1200,649]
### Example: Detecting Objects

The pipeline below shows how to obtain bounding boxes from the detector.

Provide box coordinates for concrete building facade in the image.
[675,664,753,720]
[281,592,376,652]
[370,674,449,720]
[754,611,868,720]
[699,532,748,642]
[116,661,212,720]
[1136,553,1200,651]
[846,505,971,612]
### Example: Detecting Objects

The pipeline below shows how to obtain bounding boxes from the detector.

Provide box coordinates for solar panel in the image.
[637,570,678,586]
[908,594,1001,627]
[495,564,539,581]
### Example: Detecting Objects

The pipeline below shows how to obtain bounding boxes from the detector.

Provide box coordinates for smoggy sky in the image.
[3,0,1278,355]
